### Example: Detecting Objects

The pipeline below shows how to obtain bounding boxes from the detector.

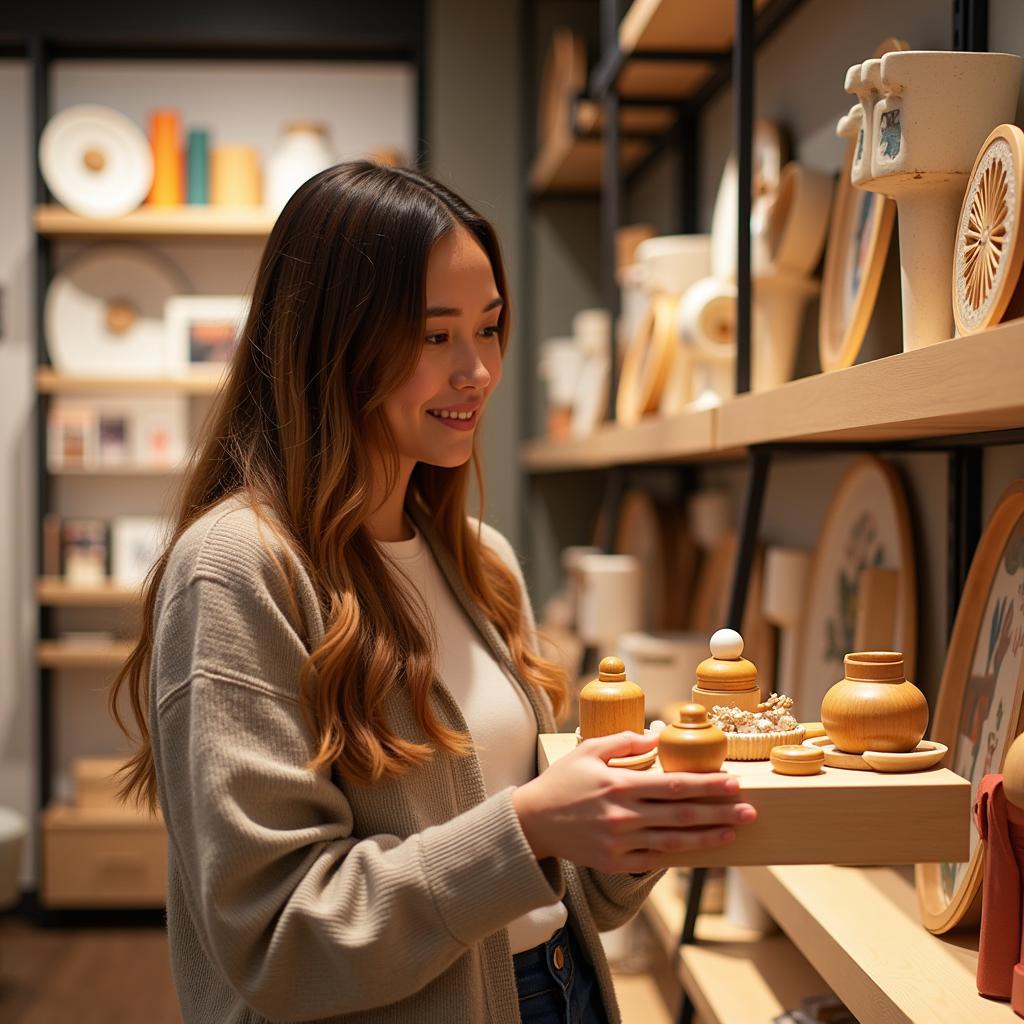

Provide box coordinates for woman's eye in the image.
[425,331,448,346]
[480,325,501,339]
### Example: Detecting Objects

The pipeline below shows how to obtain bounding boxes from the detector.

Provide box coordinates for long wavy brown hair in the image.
[110,161,567,813]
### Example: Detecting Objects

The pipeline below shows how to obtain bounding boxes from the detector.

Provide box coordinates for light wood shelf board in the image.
[49,465,185,477]
[540,733,969,867]
[37,641,134,669]
[521,407,716,471]
[37,578,140,606]
[717,321,1024,449]
[35,204,276,238]
[43,803,163,829]
[741,864,1013,1023]
[529,133,651,195]
[37,367,222,396]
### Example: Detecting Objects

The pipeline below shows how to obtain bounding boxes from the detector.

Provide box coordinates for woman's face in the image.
[384,226,504,469]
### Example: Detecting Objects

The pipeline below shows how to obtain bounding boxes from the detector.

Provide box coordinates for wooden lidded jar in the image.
[579,656,645,739]
[692,628,761,713]
[658,703,728,773]
[821,652,929,754]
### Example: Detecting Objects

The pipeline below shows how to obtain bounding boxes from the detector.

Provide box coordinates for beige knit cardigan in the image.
[149,495,661,1023]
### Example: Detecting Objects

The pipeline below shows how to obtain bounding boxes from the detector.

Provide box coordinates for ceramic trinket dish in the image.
[657,703,728,773]
[692,628,761,713]
[845,49,1022,350]
[820,651,929,754]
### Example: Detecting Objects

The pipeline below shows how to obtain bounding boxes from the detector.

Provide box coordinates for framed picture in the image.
[917,480,1024,934]
[61,518,108,585]
[111,516,169,587]
[792,456,917,715]
[46,397,188,470]
[164,295,248,377]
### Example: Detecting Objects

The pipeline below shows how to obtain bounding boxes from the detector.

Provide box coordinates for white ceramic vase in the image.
[266,121,337,212]
[847,50,1023,350]
[577,554,644,648]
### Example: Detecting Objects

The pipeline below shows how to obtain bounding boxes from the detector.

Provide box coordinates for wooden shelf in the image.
[49,465,185,476]
[539,733,969,867]
[616,0,769,101]
[521,407,716,471]
[643,873,833,1024]
[37,641,134,669]
[37,578,140,607]
[37,367,222,396]
[741,864,1016,1023]
[529,130,652,195]
[35,204,276,239]
[521,321,1024,470]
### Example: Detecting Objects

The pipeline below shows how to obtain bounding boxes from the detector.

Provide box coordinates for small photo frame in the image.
[111,516,169,587]
[164,295,249,377]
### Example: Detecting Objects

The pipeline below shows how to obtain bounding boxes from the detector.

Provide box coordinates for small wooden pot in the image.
[691,628,761,713]
[578,656,645,739]
[658,703,728,773]
[820,651,929,754]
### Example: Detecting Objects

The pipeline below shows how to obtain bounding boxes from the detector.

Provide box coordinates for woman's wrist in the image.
[512,782,550,861]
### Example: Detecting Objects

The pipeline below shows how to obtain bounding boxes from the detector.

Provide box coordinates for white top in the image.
[379,522,568,953]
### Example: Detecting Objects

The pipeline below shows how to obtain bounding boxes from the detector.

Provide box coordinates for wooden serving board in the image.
[538,734,969,868]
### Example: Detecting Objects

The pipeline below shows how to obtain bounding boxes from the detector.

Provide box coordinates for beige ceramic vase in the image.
[658,703,728,773]
[820,651,928,754]
[578,656,645,739]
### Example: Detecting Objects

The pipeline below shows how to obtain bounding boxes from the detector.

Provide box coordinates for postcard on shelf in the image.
[164,295,248,377]
[111,516,169,587]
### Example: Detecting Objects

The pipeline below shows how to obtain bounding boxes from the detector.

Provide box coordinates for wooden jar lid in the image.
[696,628,758,691]
[843,651,904,682]
[675,702,715,729]
[770,744,824,776]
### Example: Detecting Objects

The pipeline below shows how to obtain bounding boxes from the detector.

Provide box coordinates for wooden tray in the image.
[539,734,968,868]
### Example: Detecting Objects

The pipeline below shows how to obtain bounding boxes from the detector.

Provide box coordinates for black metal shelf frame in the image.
[25,29,424,922]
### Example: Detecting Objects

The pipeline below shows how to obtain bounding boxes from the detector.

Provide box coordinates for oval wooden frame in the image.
[616,293,679,426]
[916,480,1024,934]
[952,123,1024,336]
[818,37,907,372]
[792,456,918,714]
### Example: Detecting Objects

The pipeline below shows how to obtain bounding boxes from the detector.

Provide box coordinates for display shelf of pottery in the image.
[845,49,1023,350]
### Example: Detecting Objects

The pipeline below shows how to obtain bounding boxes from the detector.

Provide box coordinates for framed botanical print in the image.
[917,480,1024,933]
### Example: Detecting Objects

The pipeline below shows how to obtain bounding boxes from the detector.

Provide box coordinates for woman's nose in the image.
[451,337,491,389]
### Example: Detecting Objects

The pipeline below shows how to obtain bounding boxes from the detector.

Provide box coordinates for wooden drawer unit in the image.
[42,805,167,908]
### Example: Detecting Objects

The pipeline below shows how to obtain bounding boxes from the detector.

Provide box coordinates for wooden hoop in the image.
[616,293,679,426]
[953,123,1024,336]
[916,480,1024,933]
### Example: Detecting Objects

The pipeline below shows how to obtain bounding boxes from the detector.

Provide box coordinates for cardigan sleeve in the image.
[149,515,564,1022]
[475,519,665,931]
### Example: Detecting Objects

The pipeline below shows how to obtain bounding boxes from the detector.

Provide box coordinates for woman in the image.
[110,162,755,1024]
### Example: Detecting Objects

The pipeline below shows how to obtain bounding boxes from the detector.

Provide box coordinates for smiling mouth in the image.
[428,409,477,421]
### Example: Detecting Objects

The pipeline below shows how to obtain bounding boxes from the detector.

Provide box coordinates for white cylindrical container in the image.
[572,308,611,353]
[724,868,772,933]
[539,337,584,409]
[561,545,601,629]
[687,490,733,551]
[633,234,712,297]
[619,631,708,719]
[266,121,337,212]
[0,807,27,909]
[577,554,643,648]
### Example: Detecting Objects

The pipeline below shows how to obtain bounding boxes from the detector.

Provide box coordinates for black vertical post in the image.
[601,0,622,421]
[953,0,989,52]
[734,0,753,395]
[726,448,771,630]
[31,36,53,894]
[679,106,699,235]
[948,449,982,637]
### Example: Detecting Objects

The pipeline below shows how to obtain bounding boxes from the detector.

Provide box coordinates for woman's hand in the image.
[512,730,756,874]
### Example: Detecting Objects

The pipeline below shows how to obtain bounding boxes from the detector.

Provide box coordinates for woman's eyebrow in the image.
[426,297,504,318]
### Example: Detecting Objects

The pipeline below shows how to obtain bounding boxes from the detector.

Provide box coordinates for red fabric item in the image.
[975,774,1024,1005]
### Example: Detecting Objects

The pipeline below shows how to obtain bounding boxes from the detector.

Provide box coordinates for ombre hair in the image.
[110,161,567,812]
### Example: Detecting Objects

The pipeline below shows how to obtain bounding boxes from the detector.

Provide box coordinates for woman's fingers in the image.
[580,730,658,762]
[619,770,741,801]
[610,799,756,832]
[615,827,739,872]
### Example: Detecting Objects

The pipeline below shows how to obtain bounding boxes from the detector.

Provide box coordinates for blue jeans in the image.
[512,923,608,1024]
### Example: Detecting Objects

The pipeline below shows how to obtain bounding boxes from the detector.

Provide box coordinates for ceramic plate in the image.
[40,104,153,218]
[793,456,916,717]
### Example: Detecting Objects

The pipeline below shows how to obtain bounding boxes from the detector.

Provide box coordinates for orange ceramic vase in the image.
[657,703,728,773]
[820,651,929,754]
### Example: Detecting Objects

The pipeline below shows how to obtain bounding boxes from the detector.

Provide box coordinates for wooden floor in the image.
[0,917,671,1023]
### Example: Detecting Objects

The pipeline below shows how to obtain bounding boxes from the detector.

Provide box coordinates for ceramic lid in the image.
[696,628,758,690]
[770,744,824,766]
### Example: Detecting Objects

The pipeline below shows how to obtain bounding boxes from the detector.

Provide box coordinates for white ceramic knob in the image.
[710,628,744,660]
